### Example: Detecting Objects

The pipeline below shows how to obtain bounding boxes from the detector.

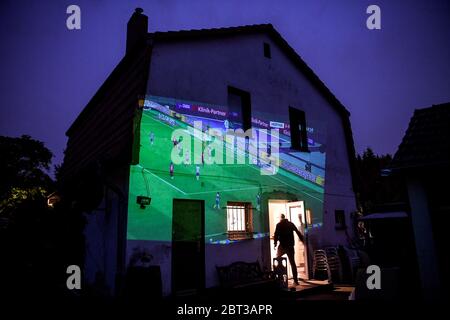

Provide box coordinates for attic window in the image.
[227,86,252,131]
[263,42,271,58]
[289,106,309,152]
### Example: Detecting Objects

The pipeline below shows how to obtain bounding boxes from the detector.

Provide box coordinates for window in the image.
[335,210,346,229]
[289,106,308,152]
[227,202,253,240]
[227,86,252,132]
[263,42,271,58]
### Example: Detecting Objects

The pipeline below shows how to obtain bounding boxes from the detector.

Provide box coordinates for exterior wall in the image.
[126,239,264,295]
[62,48,151,295]
[84,191,120,295]
[126,101,325,295]
[147,33,356,236]
[126,32,357,294]
[407,176,443,300]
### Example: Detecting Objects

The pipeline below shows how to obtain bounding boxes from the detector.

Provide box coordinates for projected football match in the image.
[126,95,326,243]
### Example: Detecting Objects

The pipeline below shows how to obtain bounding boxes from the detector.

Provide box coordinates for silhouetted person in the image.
[274,214,304,285]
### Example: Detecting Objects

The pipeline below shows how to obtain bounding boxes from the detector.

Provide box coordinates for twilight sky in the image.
[1,0,449,170]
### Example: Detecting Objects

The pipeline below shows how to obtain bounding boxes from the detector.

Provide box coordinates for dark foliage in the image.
[0,135,85,299]
[0,135,53,198]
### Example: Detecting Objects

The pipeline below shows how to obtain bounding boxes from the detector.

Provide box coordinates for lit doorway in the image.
[268,200,308,281]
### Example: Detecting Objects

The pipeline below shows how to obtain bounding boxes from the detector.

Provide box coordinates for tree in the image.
[356,147,407,214]
[0,135,85,299]
[0,135,54,224]
[0,136,53,293]
[0,135,53,196]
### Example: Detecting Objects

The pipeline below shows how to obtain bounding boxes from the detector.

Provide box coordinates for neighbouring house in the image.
[354,202,420,300]
[389,102,450,301]
[60,8,359,297]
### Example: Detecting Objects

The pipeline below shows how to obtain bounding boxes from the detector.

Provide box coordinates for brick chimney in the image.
[126,8,148,54]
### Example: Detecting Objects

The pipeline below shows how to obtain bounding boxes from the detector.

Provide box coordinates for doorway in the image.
[172,199,205,295]
[268,200,308,280]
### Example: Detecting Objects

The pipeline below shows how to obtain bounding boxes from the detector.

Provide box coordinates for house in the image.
[389,102,450,301]
[60,8,358,297]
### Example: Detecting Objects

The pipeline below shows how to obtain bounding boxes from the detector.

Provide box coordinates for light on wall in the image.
[137,196,151,209]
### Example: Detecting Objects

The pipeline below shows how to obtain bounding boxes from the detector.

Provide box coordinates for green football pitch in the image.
[138,110,323,202]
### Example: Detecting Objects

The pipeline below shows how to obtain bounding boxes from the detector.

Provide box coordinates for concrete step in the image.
[279,279,334,299]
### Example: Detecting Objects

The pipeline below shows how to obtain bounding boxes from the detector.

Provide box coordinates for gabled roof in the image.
[390,102,450,171]
[147,23,351,117]
[146,23,359,196]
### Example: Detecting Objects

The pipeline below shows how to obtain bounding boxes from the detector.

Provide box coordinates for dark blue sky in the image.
[1,0,449,169]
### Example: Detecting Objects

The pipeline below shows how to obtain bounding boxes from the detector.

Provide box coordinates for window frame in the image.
[227,86,252,132]
[226,201,253,240]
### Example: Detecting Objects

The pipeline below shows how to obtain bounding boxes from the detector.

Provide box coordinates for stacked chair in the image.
[325,246,343,283]
[312,249,331,280]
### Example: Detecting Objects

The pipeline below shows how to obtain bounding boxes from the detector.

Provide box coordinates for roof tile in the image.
[391,102,450,170]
